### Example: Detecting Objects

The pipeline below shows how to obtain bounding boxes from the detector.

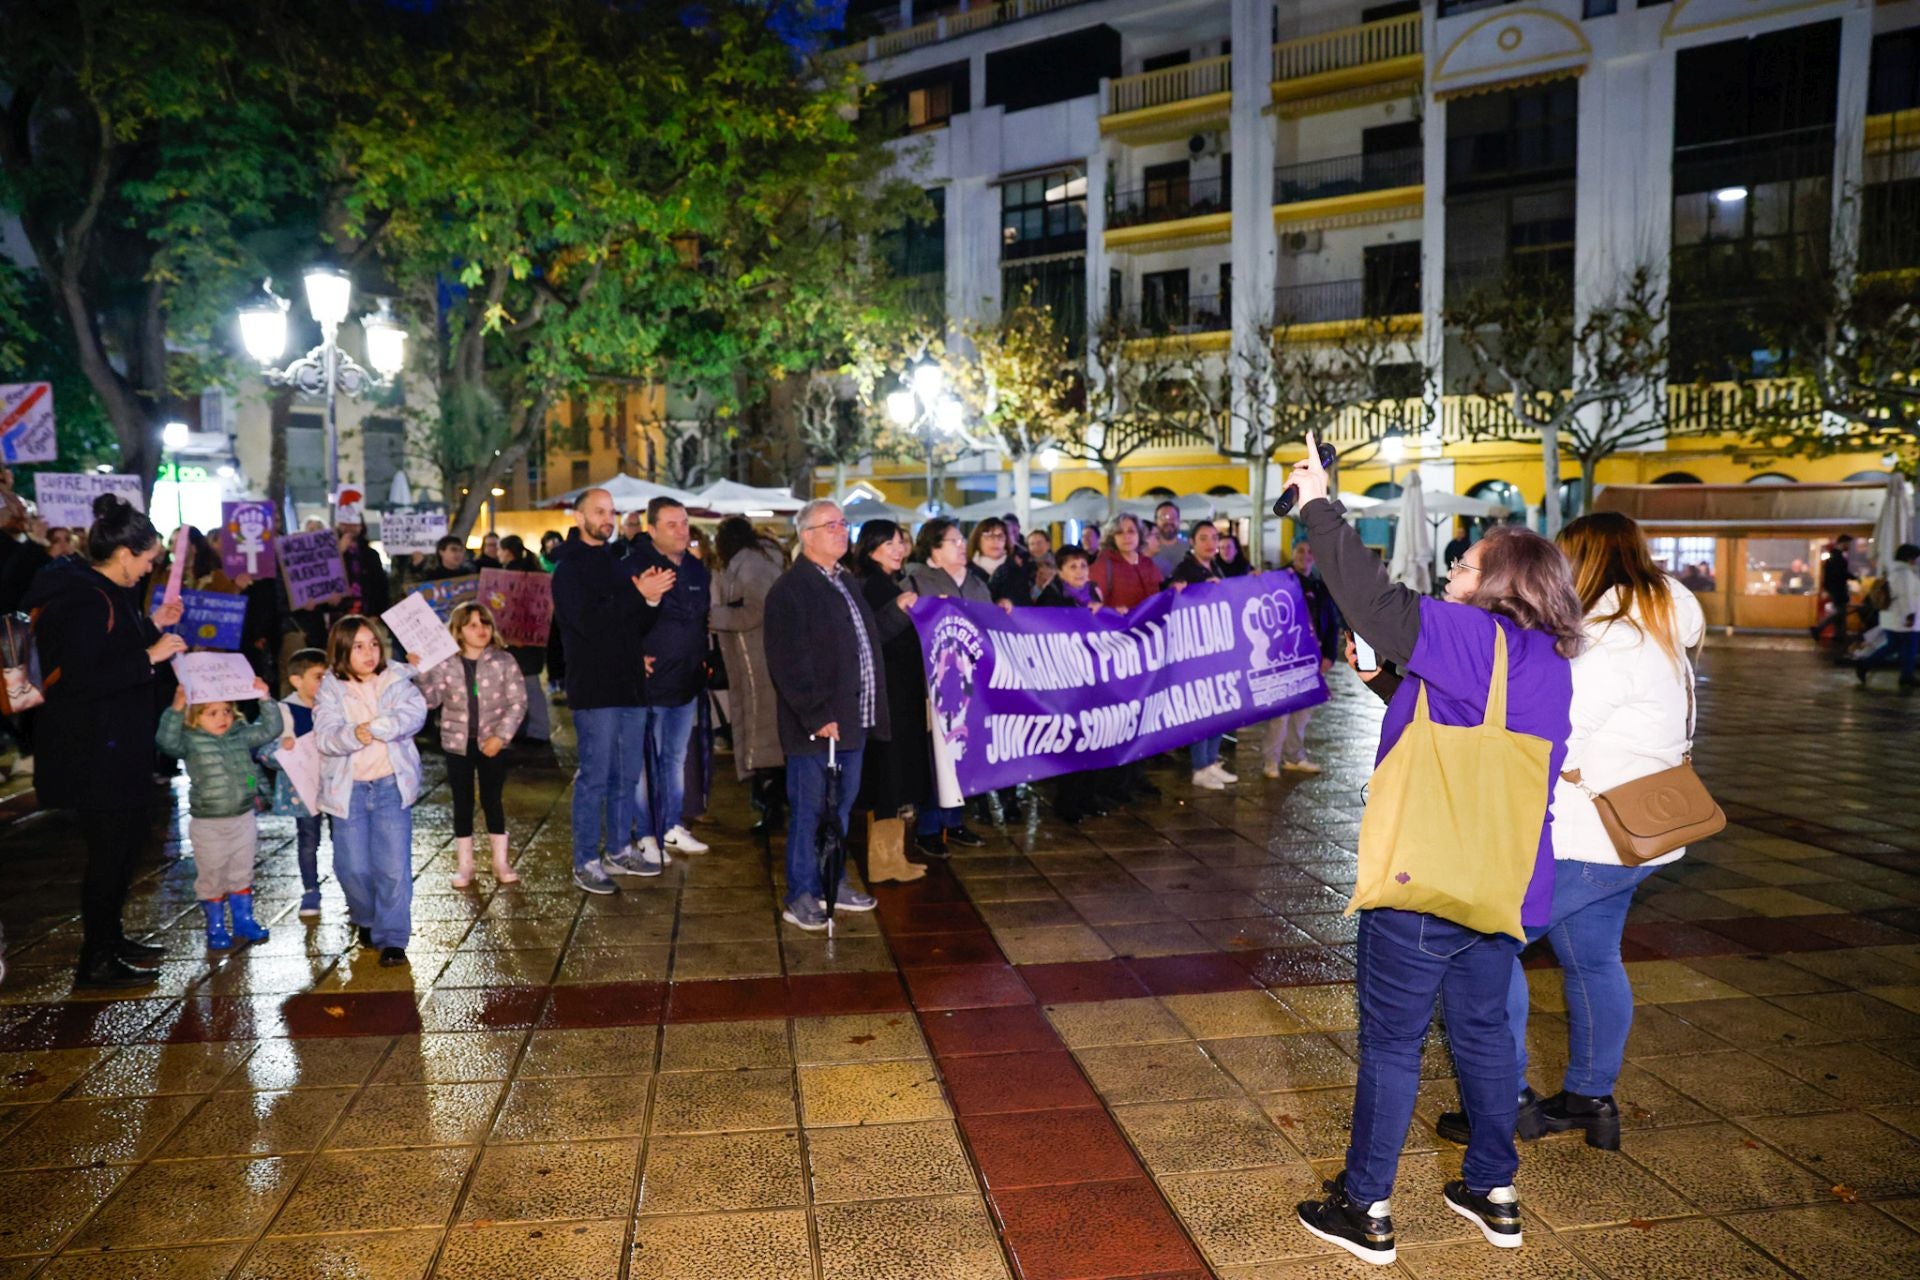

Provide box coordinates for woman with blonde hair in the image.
[1438,510,1705,1155]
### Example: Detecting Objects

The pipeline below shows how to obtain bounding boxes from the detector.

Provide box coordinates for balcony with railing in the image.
[1272,148,1423,219]
[1270,11,1422,109]
[1101,55,1232,142]
[827,0,1097,65]
[1106,175,1231,237]
[1273,277,1420,330]
[1121,290,1230,338]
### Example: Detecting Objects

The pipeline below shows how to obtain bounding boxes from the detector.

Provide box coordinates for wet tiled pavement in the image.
[2,643,1919,1277]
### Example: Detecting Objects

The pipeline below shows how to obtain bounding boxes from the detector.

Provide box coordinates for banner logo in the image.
[928,612,985,762]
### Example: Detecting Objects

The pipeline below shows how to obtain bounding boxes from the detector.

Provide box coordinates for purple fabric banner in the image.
[912,573,1330,799]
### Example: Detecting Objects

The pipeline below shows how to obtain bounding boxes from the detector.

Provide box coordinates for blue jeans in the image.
[635,699,696,842]
[786,747,863,906]
[1859,630,1919,682]
[1506,859,1658,1096]
[571,706,645,870]
[915,801,964,837]
[294,814,324,892]
[328,777,413,950]
[1348,908,1523,1203]
[1191,735,1222,770]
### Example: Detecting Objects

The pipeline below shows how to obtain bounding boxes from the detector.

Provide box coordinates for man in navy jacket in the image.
[627,496,712,859]
[550,488,674,893]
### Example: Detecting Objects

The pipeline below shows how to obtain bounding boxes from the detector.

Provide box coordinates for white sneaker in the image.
[1283,759,1323,775]
[1191,768,1227,791]
[663,825,709,854]
[1207,762,1239,784]
[1263,762,1281,779]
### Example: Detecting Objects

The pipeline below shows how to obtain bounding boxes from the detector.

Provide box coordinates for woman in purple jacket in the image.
[1284,435,1583,1266]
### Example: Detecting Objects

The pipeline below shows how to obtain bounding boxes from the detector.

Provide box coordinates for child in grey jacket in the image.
[157,680,283,951]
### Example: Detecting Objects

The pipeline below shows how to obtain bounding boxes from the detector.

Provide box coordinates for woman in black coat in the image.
[23,494,186,988]
[849,520,931,821]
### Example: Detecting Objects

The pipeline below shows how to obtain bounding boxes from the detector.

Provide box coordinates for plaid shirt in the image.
[816,559,877,728]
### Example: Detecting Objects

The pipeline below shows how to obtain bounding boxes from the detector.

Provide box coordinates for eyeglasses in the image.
[1450,560,1482,577]
[804,520,851,533]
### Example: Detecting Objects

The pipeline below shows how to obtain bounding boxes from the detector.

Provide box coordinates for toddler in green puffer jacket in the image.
[156,681,282,952]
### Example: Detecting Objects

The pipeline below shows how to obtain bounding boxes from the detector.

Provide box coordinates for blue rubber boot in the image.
[227,890,270,944]
[202,899,234,951]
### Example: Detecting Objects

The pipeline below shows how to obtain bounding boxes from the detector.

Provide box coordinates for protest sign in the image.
[382,592,459,672]
[379,508,447,555]
[220,500,277,577]
[407,574,479,621]
[279,530,349,609]
[478,568,553,647]
[912,573,1329,802]
[274,735,320,814]
[33,472,145,528]
[178,590,247,651]
[172,652,261,705]
[162,525,189,606]
[0,383,56,464]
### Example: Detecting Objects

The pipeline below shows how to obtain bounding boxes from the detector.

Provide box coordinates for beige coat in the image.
[710,542,786,776]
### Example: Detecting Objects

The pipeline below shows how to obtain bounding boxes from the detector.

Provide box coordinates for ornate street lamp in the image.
[886,360,971,517]
[236,269,408,511]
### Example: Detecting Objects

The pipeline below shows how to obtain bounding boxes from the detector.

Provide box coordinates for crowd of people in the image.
[0,447,1852,1265]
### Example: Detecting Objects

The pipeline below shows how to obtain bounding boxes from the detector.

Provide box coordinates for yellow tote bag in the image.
[1347,626,1552,942]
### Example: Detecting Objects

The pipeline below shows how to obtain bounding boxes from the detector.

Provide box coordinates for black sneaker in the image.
[116,937,167,967]
[1534,1090,1622,1150]
[1443,1180,1523,1249]
[1436,1085,1543,1145]
[73,955,161,990]
[1296,1173,1395,1266]
[914,832,951,860]
[947,825,986,848]
[378,946,409,968]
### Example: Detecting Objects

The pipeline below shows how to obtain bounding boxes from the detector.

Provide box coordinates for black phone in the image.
[1271,442,1339,519]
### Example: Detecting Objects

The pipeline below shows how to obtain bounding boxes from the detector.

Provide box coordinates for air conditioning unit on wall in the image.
[1281,229,1322,255]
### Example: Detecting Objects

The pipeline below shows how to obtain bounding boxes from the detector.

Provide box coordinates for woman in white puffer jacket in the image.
[1439,512,1704,1154]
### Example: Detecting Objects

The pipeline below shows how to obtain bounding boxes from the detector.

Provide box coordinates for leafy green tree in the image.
[340,0,922,534]
[0,260,122,485]
[0,1,330,482]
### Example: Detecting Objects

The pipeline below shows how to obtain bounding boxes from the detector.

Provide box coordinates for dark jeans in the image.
[294,814,324,892]
[1858,630,1919,682]
[1347,908,1523,1204]
[77,807,149,965]
[785,747,863,906]
[446,744,508,838]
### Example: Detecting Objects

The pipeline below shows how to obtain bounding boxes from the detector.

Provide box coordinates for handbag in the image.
[1560,649,1724,866]
[0,614,45,714]
[1348,624,1552,942]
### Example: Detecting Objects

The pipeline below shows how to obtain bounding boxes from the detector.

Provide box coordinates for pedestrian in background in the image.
[1857,544,1920,689]
[549,488,674,892]
[157,680,282,952]
[25,493,185,988]
[315,617,427,968]
[630,496,712,858]
[710,516,788,831]
[764,500,887,931]
[411,602,527,888]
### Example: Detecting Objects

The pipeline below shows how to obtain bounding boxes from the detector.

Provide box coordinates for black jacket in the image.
[628,534,712,707]
[1823,548,1855,601]
[23,558,163,811]
[549,530,660,710]
[764,557,891,756]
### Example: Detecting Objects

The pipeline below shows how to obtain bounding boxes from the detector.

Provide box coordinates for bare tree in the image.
[1070,316,1219,519]
[1228,313,1429,567]
[1444,264,1667,535]
[942,285,1081,527]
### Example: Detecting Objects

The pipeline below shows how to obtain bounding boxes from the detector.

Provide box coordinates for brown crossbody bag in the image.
[1560,645,1725,866]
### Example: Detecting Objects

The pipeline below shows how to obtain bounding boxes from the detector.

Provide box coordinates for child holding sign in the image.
[315,617,427,968]
[156,681,284,952]
[409,602,527,888]
[257,649,330,917]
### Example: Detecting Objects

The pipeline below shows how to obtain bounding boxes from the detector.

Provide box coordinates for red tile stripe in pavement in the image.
[868,869,1212,1280]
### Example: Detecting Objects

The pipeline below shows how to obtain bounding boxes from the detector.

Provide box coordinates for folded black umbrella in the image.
[817,737,849,937]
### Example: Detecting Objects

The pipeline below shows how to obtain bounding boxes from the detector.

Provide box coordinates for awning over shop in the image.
[1591,481,1887,533]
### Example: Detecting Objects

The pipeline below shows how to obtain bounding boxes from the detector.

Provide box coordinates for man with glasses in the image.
[764,500,887,930]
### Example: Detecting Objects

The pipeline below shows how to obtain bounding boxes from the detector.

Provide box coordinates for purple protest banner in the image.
[911,573,1329,801]
[219,500,277,578]
[477,568,553,647]
[279,529,349,610]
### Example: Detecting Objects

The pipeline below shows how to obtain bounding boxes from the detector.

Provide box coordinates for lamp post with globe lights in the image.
[236,267,408,511]
[885,361,974,518]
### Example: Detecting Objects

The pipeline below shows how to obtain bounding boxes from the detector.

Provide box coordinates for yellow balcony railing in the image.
[1106,54,1232,116]
[829,0,1100,65]
[1271,11,1422,89]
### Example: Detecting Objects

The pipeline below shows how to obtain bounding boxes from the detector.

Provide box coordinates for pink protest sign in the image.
[162,525,189,606]
[478,568,554,648]
[220,501,277,578]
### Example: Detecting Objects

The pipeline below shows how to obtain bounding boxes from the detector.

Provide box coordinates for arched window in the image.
[1467,480,1525,513]
[1844,470,1893,483]
[1364,481,1403,500]
[1207,484,1239,497]
[1143,485,1177,499]
[1746,473,1796,484]
[1653,472,1702,484]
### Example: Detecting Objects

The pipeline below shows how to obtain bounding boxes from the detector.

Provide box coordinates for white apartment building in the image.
[840,0,1920,511]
